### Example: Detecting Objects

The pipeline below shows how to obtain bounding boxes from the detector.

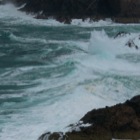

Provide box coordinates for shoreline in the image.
[17,9,140,24]
[38,95,140,140]
[1,1,140,24]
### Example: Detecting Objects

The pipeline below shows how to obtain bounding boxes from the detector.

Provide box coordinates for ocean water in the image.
[0,4,140,140]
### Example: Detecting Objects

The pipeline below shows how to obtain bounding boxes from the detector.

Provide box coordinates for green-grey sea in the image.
[0,4,140,140]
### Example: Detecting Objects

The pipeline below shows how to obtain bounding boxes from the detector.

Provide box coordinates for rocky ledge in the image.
[38,95,140,140]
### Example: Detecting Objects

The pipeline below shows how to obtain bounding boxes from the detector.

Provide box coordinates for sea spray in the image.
[89,30,140,58]
[89,30,115,59]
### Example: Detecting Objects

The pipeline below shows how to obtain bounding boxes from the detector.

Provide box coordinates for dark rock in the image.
[38,132,65,140]
[97,0,120,16]
[80,104,138,131]
[114,31,139,50]
[3,0,140,23]
[126,40,139,50]
[38,95,140,140]
[126,95,140,114]
[20,0,98,18]
[114,31,131,39]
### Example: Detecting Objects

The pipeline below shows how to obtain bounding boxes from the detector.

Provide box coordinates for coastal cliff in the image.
[38,95,140,140]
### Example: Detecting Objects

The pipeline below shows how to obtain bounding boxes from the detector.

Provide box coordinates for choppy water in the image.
[0,4,140,140]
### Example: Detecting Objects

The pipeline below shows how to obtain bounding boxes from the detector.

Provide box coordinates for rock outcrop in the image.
[38,95,140,140]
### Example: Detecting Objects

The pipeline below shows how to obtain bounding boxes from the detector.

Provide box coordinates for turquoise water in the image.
[0,4,140,140]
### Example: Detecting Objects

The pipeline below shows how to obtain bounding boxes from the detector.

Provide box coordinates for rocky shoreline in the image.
[1,0,140,23]
[16,0,140,24]
[1,1,140,140]
[38,95,140,140]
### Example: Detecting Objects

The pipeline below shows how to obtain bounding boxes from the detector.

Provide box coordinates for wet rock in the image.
[38,95,140,140]
[126,40,139,50]
[114,31,131,39]
[38,132,65,140]
[114,31,139,50]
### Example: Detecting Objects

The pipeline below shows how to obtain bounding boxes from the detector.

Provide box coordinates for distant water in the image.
[0,4,140,140]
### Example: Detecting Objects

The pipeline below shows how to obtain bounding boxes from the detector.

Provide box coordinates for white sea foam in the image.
[0,4,64,26]
[74,30,140,101]
[1,29,140,140]
[68,121,92,132]
[89,30,140,57]
[0,87,116,140]
[9,33,47,44]
[9,32,89,48]
[70,18,140,27]
[87,30,140,72]
[71,18,115,27]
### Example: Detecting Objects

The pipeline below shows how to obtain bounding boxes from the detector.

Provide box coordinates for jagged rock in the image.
[114,31,131,39]
[125,34,140,50]
[126,40,139,50]
[114,31,139,50]
[38,95,140,140]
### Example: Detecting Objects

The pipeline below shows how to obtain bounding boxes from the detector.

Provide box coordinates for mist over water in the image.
[0,4,140,140]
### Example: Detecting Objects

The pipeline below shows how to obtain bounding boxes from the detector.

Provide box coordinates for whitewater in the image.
[0,4,140,140]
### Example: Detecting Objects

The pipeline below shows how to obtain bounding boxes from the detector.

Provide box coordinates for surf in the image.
[0,3,140,140]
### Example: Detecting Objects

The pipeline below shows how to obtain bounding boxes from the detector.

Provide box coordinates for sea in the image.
[0,4,140,140]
